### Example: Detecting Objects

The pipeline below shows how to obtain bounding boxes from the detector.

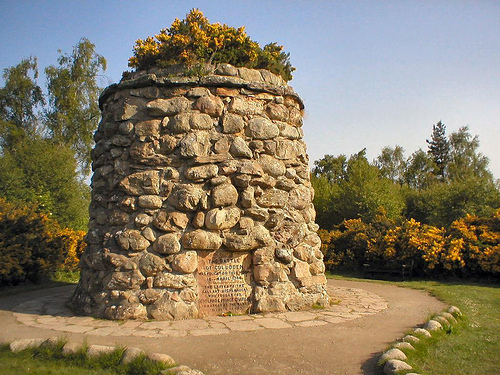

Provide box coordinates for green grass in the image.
[0,343,113,375]
[329,273,500,375]
[52,270,80,284]
[403,282,499,375]
[0,341,171,375]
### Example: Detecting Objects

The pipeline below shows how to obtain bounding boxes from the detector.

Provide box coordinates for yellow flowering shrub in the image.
[374,219,444,273]
[320,209,499,277]
[449,212,500,275]
[57,228,86,271]
[320,219,380,270]
[0,198,86,285]
[129,9,295,81]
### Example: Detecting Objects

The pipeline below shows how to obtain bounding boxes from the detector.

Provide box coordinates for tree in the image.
[0,139,89,230]
[312,150,405,227]
[312,154,348,184]
[374,145,406,185]
[311,174,339,229]
[313,121,500,231]
[426,121,450,179]
[405,126,499,227]
[337,150,405,223]
[45,38,107,174]
[0,39,105,229]
[405,177,500,227]
[0,57,44,150]
[403,149,436,190]
[447,126,492,182]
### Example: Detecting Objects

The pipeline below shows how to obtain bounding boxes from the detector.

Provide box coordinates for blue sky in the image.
[1,1,499,177]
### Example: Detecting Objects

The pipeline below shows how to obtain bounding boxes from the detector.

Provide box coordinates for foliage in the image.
[0,137,90,230]
[45,38,107,174]
[311,174,339,229]
[313,149,405,228]
[0,39,104,229]
[313,123,499,230]
[320,219,375,270]
[321,209,500,277]
[449,212,500,275]
[405,176,500,227]
[129,9,295,81]
[319,210,395,270]
[312,154,348,184]
[0,57,45,149]
[377,218,449,273]
[426,120,450,179]
[447,126,492,182]
[374,145,406,184]
[0,198,85,286]
[403,148,436,190]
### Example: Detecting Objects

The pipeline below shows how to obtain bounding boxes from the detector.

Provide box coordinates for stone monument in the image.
[71,64,330,320]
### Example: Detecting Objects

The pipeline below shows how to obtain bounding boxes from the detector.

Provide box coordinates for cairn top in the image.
[99,63,303,110]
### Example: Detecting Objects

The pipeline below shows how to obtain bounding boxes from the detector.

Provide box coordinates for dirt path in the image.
[0,279,446,374]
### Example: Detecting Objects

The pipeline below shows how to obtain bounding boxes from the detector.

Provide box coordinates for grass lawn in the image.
[330,274,500,375]
[0,344,113,375]
[0,342,170,375]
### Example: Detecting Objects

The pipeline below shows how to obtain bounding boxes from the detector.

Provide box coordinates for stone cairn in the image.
[71,63,330,320]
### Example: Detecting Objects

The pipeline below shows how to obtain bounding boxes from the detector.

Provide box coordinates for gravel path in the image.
[0,279,446,374]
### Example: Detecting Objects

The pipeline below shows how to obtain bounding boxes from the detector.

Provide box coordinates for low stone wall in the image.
[379,306,463,375]
[71,64,329,320]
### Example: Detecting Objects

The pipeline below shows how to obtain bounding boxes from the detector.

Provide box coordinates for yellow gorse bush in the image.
[57,227,86,271]
[449,212,500,274]
[0,198,86,285]
[129,9,295,81]
[321,209,500,277]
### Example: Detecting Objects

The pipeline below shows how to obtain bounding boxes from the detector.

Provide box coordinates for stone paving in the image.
[12,285,388,338]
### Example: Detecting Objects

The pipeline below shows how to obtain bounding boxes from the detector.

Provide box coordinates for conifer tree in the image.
[426,121,450,179]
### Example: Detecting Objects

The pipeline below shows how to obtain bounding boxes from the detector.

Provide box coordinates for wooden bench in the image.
[363,260,414,280]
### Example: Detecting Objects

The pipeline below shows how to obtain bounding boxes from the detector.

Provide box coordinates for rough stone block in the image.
[121,347,145,364]
[383,359,412,374]
[148,352,176,366]
[246,117,280,139]
[10,338,46,353]
[211,183,238,207]
[146,97,191,116]
[87,345,117,358]
[181,230,222,250]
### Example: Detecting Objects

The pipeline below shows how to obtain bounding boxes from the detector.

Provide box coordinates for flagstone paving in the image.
[11,285,388,338]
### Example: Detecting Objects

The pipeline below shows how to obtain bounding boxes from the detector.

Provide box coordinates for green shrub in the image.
[0,198,86,286]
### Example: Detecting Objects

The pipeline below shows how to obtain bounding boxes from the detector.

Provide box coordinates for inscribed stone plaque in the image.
[196,250,253,317]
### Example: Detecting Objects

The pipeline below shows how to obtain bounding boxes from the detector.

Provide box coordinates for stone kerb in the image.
[72,63,329,321]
